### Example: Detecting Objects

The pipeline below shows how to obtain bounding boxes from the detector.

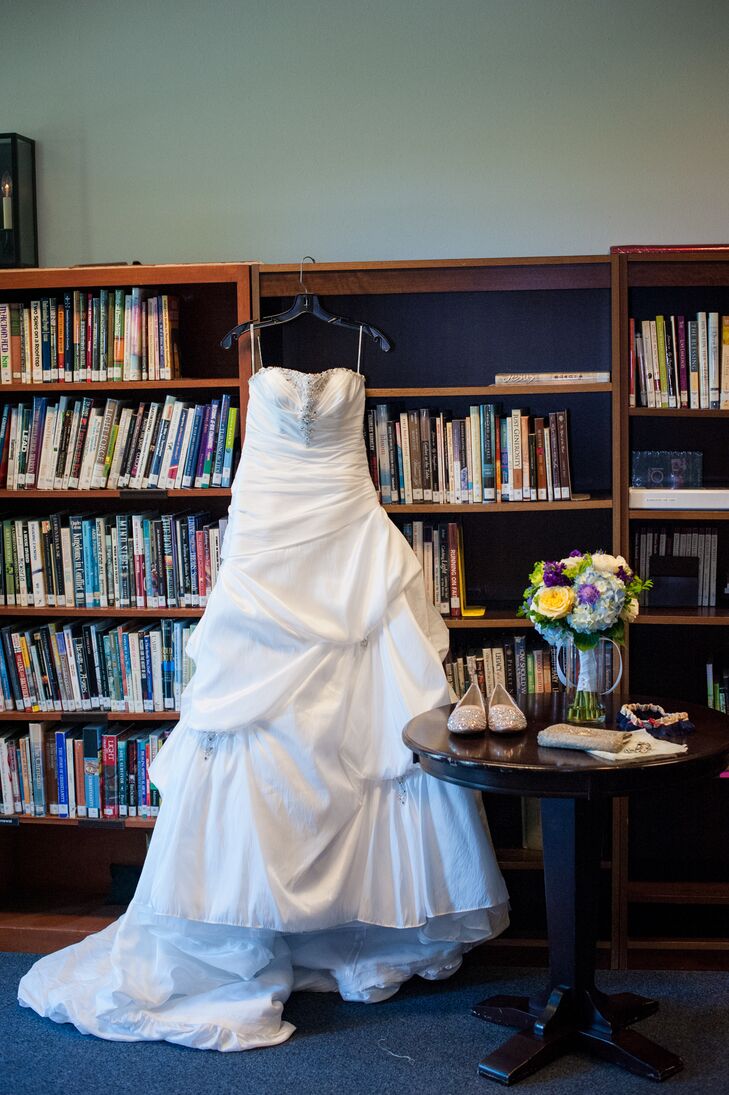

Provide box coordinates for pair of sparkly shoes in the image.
[447,683,527,735]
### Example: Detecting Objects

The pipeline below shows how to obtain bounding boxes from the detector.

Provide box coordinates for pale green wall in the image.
[3,0,729,266]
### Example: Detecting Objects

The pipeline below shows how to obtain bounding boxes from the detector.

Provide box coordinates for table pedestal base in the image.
[473,986,682,1085]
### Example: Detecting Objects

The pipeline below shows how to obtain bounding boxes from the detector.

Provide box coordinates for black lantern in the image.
[0,133,38,268]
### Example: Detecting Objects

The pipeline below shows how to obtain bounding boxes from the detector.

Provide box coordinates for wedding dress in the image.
[18,363,509,1051]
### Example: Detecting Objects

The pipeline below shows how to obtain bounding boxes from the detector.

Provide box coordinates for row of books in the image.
[366,405,572,505]
[629,312,729,409]
[0,394,238,491]
[0,291,181,384]
[0,618,197,714]
[0,721,173,819]
[402,520,484,618]
[447,637,617,699]
[706,663,729,713]
[0,511,228,609]
[632,524,718,607]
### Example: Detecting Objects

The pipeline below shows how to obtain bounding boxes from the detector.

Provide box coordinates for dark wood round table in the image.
[403,692,729,1086]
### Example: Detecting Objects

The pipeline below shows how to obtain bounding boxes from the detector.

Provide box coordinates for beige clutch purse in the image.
[537,723,629,753]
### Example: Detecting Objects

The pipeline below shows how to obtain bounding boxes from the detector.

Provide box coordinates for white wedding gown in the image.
[18,365,509,1051]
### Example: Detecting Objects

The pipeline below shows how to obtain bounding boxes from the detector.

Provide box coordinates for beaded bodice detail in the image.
[250,366,364,446]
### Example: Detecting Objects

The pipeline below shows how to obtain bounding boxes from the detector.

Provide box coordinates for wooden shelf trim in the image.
[0,814,155,828]
[0,606,204,618]
[445,616,533,630]
[0,377,240,395]
[366,383,612,397]
[385,499,612,514]
[629,509,729,521]
[0,262,255,291]
[629,406,729,419]
[0,488,231,499]
[0,710,179,721]
[628,881,729,905]
[634,608,729,625]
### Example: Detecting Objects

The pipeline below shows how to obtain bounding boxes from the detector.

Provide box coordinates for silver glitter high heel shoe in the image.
[487,683,527,734]
[447,683,488,734]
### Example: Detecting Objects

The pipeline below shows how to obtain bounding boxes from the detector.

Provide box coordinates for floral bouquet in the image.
[519,550,651,723]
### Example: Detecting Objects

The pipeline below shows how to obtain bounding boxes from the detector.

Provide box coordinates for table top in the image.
[403,693,729,798]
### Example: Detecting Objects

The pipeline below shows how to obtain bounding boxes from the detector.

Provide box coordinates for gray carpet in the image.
[2,953,728,1095]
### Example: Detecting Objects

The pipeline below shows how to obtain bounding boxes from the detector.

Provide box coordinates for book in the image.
[494,371,610,384]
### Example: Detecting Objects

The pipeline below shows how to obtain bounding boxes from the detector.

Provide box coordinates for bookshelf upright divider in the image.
[0,262,255,952]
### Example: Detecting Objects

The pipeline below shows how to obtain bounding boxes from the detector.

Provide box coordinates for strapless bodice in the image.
[224,367,379,555]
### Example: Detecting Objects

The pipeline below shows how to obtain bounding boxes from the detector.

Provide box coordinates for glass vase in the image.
[567,645,605,725]
[556,639,623,726]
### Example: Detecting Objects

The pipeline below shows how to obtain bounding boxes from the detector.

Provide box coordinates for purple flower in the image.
[577,583,600,605]
[543,561,571,587]
[616,565,632,584]
[569,549,582,557]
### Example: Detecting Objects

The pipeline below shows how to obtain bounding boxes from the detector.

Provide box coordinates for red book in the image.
[196,528,206,600]
[102,732,119,818]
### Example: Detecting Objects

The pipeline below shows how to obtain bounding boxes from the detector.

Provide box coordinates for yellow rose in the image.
[533,585,575,619]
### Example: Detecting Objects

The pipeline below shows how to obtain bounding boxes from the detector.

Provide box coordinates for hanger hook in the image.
[299,255,316,295]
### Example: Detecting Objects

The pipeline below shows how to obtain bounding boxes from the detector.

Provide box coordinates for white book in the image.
[132,401,160,489]
[697,312,709,409]
[482,647,496,697]
[492,647,506,688]
[435,414,446,505]
[169,406,196,489]
[6,406,19,490]
[0,737,15,815]
[91,398,120,488]
[543,429,554,502]
[35,405,57,489]
[158,399,186,487]
[463,416,473,503]
[60,526,74,607]
[77,409,103,490]
[30,302,42,382]
[47,629,69,709]
[96,517,108,607]
[494,371,611,384]
[399,413,413,504]
[107,406,133,489]
[446,420,455,504]
[27,519,45,607]
[710,528,718,608]
[127,630,143,712]
[708,312,720,408]
[62,625,84,711]
[132,515,145,607]
[470,406,482,504]
[150,628,164,711]
[148,395,176,487]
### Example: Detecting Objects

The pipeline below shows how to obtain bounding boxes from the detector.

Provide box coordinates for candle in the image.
[1,173,12,230]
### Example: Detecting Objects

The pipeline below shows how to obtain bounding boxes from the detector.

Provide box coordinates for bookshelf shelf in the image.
[0,710,180,721]
[628,509,729,521]
[384,498,612,515]
[445,616,533,630]
[0,606,205,618]
[629,407,729,419]
[0,488,232,499]
[634,608,729,626]
[628,880,729,905]
[0,377,241,395]
[366,383,612,397]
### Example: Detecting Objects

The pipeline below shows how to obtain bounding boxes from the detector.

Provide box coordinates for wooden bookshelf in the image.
[0,262,255,952]
[259,254,620,969]
[616,246,729,970]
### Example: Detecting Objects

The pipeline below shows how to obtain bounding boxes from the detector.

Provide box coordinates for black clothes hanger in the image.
[220,256,392,352]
